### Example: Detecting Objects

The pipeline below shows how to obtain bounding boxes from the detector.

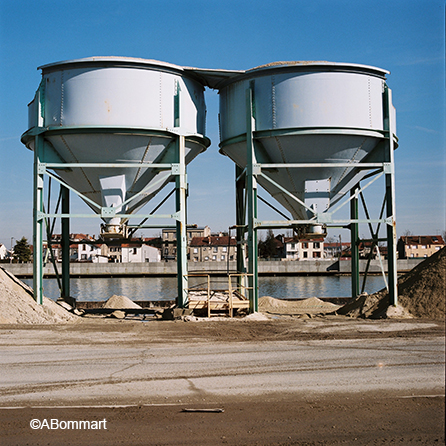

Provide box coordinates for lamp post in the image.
[10,237,14,263]
[338,234,342,258]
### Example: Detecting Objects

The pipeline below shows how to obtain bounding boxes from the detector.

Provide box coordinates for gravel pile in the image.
[102,295,142,309]
[0,267,78,324]
[259,296,341,315]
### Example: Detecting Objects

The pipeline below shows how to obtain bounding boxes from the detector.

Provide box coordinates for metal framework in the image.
[236,84,398,312]
[23,85,191,308]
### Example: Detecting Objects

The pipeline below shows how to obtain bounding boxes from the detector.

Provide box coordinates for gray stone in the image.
[162,308,193,320]
[57,300,73,311]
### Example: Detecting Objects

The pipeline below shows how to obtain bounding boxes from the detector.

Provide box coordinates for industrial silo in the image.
[217,61,398,311]
[21,57,210,305]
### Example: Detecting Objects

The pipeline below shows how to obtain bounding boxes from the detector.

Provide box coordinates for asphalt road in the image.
[0,318,444,407]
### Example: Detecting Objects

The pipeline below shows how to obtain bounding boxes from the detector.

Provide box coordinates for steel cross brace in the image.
[31,134,189,304]
[238,85,398,310]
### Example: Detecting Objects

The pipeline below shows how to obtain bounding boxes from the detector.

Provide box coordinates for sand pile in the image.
[102,295,142,309]
[0,267,78,324]
[339,247,445,319]
[259,296,341,315]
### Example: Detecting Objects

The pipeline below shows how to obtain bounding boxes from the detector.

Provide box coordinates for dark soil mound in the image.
[397,246,445,319]
[339,247,445,319]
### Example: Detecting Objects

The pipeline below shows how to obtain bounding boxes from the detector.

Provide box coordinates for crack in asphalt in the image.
[1,359,444,398]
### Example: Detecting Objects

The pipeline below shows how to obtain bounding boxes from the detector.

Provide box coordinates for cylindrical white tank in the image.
[218,61,397,222]
[29,57,206,132]
[22,57,210,235]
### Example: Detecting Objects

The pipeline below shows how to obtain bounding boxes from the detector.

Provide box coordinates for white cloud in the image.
[394,55,444,67]
[413,126,442,135]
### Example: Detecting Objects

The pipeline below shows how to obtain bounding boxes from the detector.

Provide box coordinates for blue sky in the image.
[0,0,444,248]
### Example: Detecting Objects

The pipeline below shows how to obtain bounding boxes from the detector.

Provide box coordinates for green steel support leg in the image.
[246,86,258,313]
[33,135,44,304]
[61,185,70,300]
[384,86,398,306]
[385,177,398,306]
[350,184,360,298]
[247,188,258,312]
[176,135,188,308]
[236,165,246,288]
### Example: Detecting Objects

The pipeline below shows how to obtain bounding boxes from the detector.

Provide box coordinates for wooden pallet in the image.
[188,290,249,316]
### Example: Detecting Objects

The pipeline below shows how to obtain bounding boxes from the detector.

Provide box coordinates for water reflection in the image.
[260,275,386,298]
[23,275,387,302]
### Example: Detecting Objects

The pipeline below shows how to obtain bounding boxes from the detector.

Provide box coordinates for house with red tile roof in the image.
[397,235,445,259]
[189,235,236,262]
[282,237,324,260]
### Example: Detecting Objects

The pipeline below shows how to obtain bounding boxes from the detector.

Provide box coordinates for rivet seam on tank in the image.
[249,80,256,120]
[159,73,163,128]
[60,70,64,126]
[367,77,372,128]
[336,139,367,187]
[59,134,95,192]
[132,137,153,191]
[274,135,298,215]
[271,76,277,129]
[174,80,180,128]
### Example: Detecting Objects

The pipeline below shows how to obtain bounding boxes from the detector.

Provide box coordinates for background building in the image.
[324,242,351,259]
[190,235,236,262]
[282,237,325,261]
[0,243,8,260]
[397,235,445,259]
[162,226,211,260]
[43,234,162,263]
[121,243,161,263]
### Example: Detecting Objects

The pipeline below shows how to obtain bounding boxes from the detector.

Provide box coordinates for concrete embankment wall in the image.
[3,259,423,278]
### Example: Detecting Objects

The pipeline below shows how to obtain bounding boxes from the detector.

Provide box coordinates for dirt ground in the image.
[1,317,444,446]
[2,393,444,446]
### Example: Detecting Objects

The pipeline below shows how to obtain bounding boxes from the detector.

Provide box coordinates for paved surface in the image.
[0,318,444,407]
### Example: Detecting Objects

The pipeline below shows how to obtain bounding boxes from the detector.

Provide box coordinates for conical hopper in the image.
[21,57,210,235]
[218,62,397,221]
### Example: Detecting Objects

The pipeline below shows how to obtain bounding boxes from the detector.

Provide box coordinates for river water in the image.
[23,275,387,302]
